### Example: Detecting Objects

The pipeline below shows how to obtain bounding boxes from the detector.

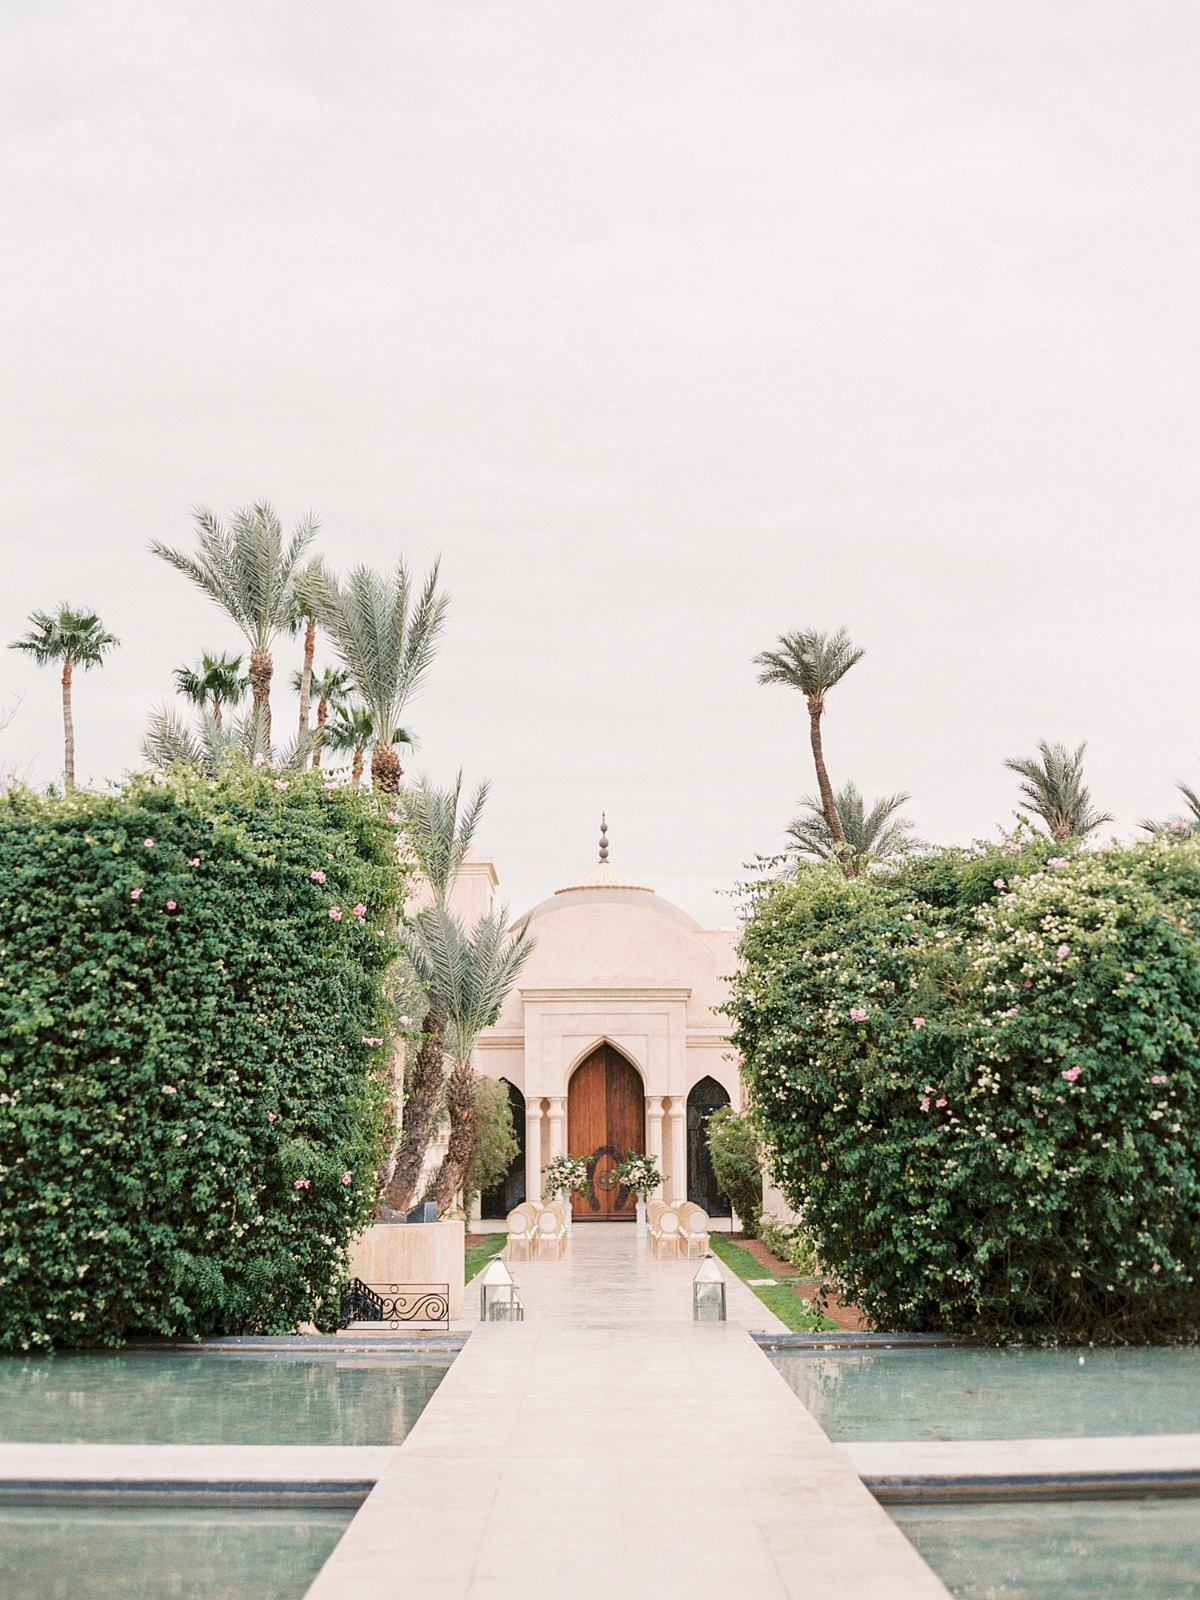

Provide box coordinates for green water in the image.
[0,1348,451,1445]
[771,1346,1200,1441]
[893,1499,1200,1599]
[0,1507,349,1599]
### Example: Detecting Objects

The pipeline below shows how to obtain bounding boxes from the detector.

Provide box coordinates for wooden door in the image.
[568,1045,645,1220]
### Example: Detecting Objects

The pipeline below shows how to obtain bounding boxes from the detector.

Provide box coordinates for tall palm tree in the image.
[288,557,330,740]
[382,773,489,1216]
[415,906,535,1216]
[293,665,349,769]
[325,706,415,788]
[9,605,120,790]
[788,781,921,869]
[1005,740,1112,843]
[173,652,247,728]
[142,704,312,776]
[755,628,864,860]
[1140,781,1200,839]
[313,561,447,793]
[151,502,318,744]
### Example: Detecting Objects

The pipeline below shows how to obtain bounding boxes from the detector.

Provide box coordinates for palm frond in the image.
[1004,741,1112,842]
[788,781,920,864]
[755,627,864,702]
[401,772,489,901]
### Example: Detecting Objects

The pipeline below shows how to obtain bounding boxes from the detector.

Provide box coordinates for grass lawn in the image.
[465,1232,507,1283]
[708,1234,839,1333]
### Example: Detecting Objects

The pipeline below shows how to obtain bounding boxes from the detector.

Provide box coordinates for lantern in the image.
[692,1253,727,1322]
[478,1257,525,1322]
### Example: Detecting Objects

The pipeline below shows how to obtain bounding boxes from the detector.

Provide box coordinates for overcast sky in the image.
[3,2,1199,923]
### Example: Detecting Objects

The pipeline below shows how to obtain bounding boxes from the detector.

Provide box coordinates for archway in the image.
[568,1043,644,1221]
[686,1075,731,1217]
[480,1080,526,1219]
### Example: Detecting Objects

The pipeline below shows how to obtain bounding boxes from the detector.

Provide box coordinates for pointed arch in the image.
[686,1074,731,1217]
[568,1043,645,1220]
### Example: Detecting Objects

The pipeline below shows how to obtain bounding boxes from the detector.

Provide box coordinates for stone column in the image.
[547,1096,567,1163]
[525,1101,544,1205]
[668,1101,687,1205]
[646,1095,665,1200]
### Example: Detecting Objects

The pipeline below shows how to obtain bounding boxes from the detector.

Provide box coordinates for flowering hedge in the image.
[0,767,408,1351]
[729,837,1200,1342]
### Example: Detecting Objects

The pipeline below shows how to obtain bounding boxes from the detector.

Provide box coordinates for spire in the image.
[599,813,609,863]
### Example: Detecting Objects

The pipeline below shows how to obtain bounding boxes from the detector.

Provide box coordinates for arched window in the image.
[686,1075,732,1217]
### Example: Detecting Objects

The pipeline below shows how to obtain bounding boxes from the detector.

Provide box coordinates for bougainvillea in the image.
[729,836,1200,1342]
[0,766,409,1350]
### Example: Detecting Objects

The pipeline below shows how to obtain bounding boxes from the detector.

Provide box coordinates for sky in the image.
[2,2,1199,924]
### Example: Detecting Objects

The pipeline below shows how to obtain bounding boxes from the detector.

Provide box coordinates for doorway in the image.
[480,1079,526,1219]
[686,1075,732,1218]
[567,1044,644,1220]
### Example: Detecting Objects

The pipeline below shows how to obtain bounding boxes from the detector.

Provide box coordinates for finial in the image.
[598,813,609,863]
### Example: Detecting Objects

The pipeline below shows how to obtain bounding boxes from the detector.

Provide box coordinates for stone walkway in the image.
[306,1227,951,1599]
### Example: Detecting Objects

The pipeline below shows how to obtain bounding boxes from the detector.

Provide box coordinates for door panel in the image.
[568,1045,644,1220]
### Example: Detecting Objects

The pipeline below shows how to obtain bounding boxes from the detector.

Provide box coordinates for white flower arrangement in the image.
[542,1154,590,1200]
[613,1152,662,1199]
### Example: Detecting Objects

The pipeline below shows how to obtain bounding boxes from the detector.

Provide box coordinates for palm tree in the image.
[173,652,247,728]
[288,557,330,741]
[313,561,447,793]
[382,773,489,1216]
[142,704,312,776]
[9,605,120,790]
[788,781,921,869]
[293,665,349,769]
[325,705,415,788]
[755,628,864,860]
[1005,740,1112,842]
[415,906,535,1216]
[151,502,318,744]
[1140,782,1200,839]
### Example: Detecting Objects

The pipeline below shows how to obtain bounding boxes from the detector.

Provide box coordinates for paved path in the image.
[306,1228,951,1600]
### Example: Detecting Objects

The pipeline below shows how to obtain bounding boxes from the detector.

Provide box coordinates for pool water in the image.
[0,1348,452,1445]
[771,1346,1200,1441]
[892,1498,1200,1600]
[0,1506,350,1600]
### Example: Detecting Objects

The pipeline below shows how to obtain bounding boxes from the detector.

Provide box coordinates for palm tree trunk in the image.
[298,620,315,737]
[248,646,273,744]
[808,700,854,876]
[312,698,327,769]
[371,743,402,794]
[212,697,223,729]
[421,1061,478,1217]
[352,747,363,788]
[61,659,75,792]
[382,1010,445,1214]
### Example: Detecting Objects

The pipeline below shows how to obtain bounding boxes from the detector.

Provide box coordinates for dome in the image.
[521,821,701,932]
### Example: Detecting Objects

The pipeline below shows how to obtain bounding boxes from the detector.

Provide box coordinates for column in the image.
[668,1101,687,1205]
[646,1095,665,1200]
[547,1096,566,1163]
[525,1101,544,1204]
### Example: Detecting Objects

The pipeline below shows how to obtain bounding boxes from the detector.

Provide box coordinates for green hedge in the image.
[729,837,1200,1342]
[0,768,408,1350]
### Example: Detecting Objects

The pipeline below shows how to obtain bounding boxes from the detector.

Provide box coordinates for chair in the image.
[652,1207,682,1259]
[675,1201,710,1259]
[505,1202,539,1261]
[536,1201,567,1260]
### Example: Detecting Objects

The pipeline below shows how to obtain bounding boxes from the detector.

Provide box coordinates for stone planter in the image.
[635,1199,647,1238]
[347,1219,465,1319]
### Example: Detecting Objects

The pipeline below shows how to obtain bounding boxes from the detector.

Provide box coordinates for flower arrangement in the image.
[542,1154,590,1201]
[613,1152,662,1199]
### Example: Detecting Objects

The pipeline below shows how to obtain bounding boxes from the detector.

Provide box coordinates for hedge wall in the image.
[729,837,1200,1342]
[0,767,408,1350]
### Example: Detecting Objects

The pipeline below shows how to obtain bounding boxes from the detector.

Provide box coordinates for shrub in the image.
[463,1076,519,1221]
[0,766,409,1350]
[705,1107,763,1237]
[729,838,1200,1342]
[760,1216,820,1276]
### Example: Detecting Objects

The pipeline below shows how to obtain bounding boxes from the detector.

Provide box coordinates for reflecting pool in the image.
[0,1348,452,1445]
[771,1346,1200,1441]
[0,1506,350,1600]
[892,1498,1200,1600]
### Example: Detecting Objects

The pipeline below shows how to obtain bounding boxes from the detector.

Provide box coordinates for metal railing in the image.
[339,1278,451,1329]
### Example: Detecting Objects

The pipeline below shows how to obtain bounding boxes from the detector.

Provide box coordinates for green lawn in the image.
[707,1234,839,1333]
[465,1232,507,1283]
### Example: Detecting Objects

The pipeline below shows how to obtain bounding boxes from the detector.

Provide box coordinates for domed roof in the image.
[521,817,701,932]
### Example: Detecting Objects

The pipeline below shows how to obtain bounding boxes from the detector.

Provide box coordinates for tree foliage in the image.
[1005,740,1112,843]
[705,1107,763,1238]
[0,767,408,1350]
[788,781,921,868]
[729,837,1200,1341]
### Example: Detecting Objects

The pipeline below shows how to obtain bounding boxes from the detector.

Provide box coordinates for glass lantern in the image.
[692,1253,727,1322]
[478,1257,525,1322]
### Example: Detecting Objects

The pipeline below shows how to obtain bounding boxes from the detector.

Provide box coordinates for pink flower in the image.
[187,858,200,867]
[1056,944,1070,959]
[1061,1066,1082,1082]
[913,1017,925,1028]
[253,753,268,768]
[143,838,155,848]
[849,1007,867,1022]
[165,900,177,911]
[267,1112,277,1123]
[1151,1074,1168,1084]
[923,1084,934,1093]
[329,907,343,921]
[293,1178,310,1189]
[274,779,288,791]
[1024,980,1033,988]
[309,870,326,884]
[341,1172,352,1185]
[361,1035,384,1046]
[1000,1007,1018,1019]
[1125,973,1135,983]
[993,878,1006,889]
[385,811,398,823]
[352,903,367,919]
[935,1097,947,1108]
[1048,857,1068,868]
[919,1098,931,1111]
[130,888,142,900]
[399,1015,412,1027]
